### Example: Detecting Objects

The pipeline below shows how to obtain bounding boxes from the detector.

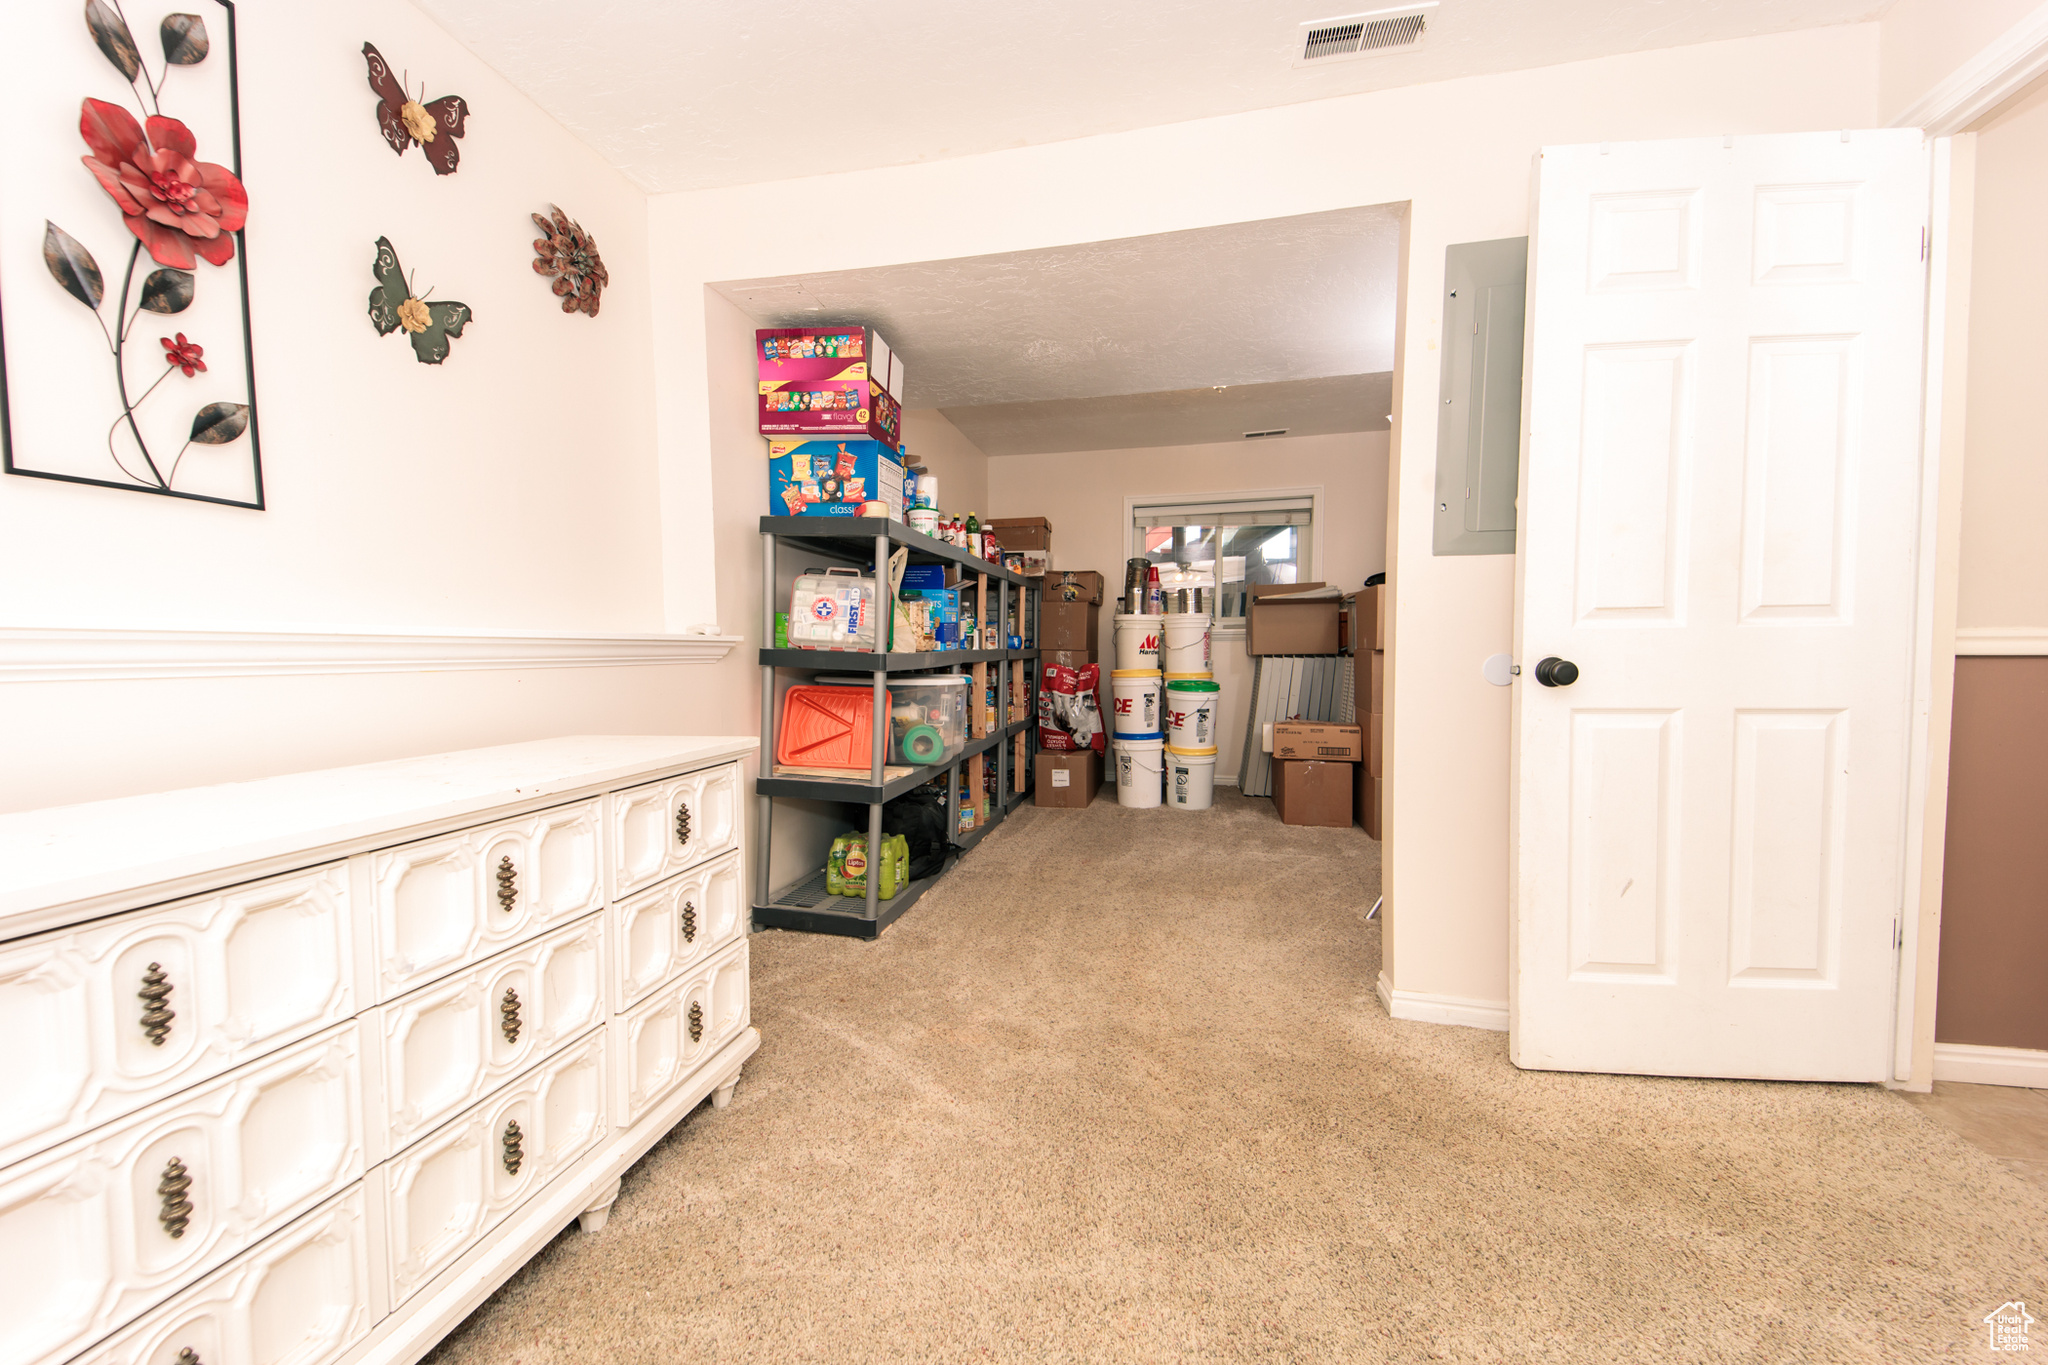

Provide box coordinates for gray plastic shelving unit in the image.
[753,517,1040,938]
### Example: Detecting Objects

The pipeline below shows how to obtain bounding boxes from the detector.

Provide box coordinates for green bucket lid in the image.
[1165,678,1220,692]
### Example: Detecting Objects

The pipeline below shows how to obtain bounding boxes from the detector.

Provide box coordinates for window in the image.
[1129,492,1318,624]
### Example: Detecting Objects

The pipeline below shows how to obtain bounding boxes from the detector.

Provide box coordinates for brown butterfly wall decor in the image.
[362,42,469,175]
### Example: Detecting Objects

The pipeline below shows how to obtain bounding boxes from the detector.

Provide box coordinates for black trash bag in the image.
[881,786,950,881]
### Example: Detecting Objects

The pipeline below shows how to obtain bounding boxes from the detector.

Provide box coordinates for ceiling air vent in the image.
[1244,428,1290,439]
[1294,3,1435,67]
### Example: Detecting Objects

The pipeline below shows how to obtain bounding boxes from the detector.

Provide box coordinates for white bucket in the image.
[1163,681,1220,750]
[1110,670,1164,738]
[1167,748,1217,811]
[1161,613,1211,674]
[1113,613,1162,671]
[1114,737,1164,809]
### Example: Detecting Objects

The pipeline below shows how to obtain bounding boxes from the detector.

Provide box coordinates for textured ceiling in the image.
[712,206,1400,410]
[941,373,1394,457]
[411,0,1891,192]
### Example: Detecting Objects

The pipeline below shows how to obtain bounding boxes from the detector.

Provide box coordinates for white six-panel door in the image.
[1512,131,1930,1080]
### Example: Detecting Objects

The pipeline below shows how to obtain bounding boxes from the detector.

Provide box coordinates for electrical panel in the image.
[1434,237,1528,556]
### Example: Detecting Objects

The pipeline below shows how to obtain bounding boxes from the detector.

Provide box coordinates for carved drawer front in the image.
[611,849,742,1014]
[74,1184,375,1365]
[365,799,601,1002]
[373,913,605,1157]
[379,1029,607,1308]
[608,763,740,900]
[612,937,750,1129]
[0,863,352,1170]
[0,1027,364,1365]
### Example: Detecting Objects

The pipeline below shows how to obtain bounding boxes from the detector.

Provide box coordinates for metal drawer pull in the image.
[158,1156,193,1238]
[680,900,697,942]
[496,856,517,912]
[176,1350,201,1365]
[675,802,692,847]
[139,962,175,1046]
[502,1119,524,1175]
[688,1000,703,1042]
[500,986,522,1044]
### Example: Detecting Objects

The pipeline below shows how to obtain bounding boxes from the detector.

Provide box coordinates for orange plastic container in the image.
[777,683,891,770]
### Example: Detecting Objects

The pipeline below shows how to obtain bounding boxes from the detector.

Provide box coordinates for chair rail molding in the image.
[0,626,743,682]
[1953,626,2048,656]
[1889,0,2048,135]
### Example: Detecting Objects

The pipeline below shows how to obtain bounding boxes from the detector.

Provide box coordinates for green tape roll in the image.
[900,724,945,764]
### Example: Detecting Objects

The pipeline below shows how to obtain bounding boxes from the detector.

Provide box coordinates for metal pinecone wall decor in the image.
[530,206,607,318]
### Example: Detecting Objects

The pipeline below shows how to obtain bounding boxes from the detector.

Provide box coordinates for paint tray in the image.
[777,683,892,770]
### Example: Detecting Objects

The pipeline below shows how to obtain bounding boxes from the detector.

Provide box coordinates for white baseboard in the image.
[1376,971,1510,1032]
[1932,1042,2048,1088]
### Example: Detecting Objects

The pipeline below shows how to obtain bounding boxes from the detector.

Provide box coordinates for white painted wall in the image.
[1878,0,2044,124]
[649,25,1880,1008]
[986,431,1387,782]
[900,409,989,518]
[0,0,714,813]
[1958,79,2048,636]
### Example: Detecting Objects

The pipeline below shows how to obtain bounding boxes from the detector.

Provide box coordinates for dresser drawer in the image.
[0,1027,364,1365]
[612,937,750,1130]
[0,864,352,1170]
[371,913,605,1157]
[611,850,743,1014]
[73,1184,376,1365]
[362,799,602,1002]
[379,1028,607,1308]
[607,763,740,899]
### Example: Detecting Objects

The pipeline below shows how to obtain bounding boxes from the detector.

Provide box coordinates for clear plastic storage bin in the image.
[819,673,968,765]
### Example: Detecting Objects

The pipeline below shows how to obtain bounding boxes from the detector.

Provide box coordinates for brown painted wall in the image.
[1936,657,2048,1051]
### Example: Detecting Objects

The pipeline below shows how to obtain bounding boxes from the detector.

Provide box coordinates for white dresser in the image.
[0,735,759,1365]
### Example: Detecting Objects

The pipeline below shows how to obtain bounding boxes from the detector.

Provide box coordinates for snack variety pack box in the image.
[768,439,906,519]
[757,326,906,447]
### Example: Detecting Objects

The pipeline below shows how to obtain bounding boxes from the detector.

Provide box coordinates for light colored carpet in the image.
[426,788,2048,1363]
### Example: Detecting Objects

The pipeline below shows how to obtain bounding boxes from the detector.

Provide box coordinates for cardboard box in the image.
[899,586,962,649]
[1272,721,1364,764]
[1355,763,1382,839]
[1366,711,1383,779]
[1247,582,1341,656]
[988,517,1052,551]
[1043,649,1097,671]
[1034,749,1102,808]
[1040,600,1100,652]
[1274,759,1353,827]
[1358,649,1385,716]
[1041,570,1104,604]
[767,439,906,520]
[757,326,905,447]
[1358,584,1385,651]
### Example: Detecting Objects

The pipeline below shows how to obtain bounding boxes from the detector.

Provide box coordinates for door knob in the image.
[1534,656,1579,687]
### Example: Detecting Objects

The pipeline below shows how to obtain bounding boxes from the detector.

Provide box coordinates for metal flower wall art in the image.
[531,206,607,317]
[368,237,472,365]
[362,43,468,175]
[0,0,263,507]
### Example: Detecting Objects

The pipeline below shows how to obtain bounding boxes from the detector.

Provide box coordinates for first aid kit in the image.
[788,567,880,651]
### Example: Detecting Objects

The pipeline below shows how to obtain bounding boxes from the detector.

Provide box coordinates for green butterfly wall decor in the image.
[368,237,472,364]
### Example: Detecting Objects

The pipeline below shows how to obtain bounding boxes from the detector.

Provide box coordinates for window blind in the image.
[1132,497,1314,528]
